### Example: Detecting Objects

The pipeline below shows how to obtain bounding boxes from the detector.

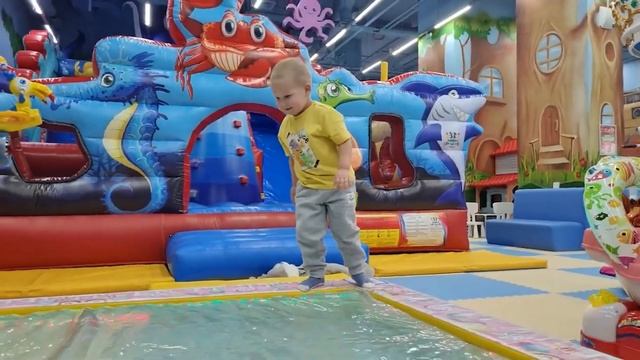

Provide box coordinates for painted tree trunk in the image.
[587,5,624,159]
[418,36,446,73]
[468,31,518,175]
[517,0,588,186]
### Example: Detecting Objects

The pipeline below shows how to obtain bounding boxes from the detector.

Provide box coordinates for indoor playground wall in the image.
[417,4,517,190]
[516,0,623,188]
[419,0,625,189]
[624,61,640,92]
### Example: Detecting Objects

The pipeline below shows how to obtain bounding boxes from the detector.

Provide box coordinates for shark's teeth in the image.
[453,106,468,121]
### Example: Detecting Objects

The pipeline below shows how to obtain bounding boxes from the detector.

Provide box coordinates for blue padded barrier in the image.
[512,188,589,227]
[486,219,584,251]
[167,227,369,281]
[486,188,587,251]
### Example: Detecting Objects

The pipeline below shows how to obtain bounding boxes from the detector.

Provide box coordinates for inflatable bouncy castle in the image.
[0,0,486,280]
[14,29,94,79]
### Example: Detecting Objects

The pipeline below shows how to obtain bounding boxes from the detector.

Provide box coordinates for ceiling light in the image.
[29,0,43,15]
[354,0,384,24]
[362,60,382,74]
[44,24,58,44]
[310,53,319,62]
[391,38,418,56]
[325,29,347,47]
[144,2,151,27]
[434,4,472,29]
[254,0,263,9]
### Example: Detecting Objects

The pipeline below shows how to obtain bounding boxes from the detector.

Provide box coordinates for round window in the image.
[536,33,563,74]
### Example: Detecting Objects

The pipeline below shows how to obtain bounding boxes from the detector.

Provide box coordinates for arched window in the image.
[536,33,563,74]
[601,103,614,125]
[478,67,503,98]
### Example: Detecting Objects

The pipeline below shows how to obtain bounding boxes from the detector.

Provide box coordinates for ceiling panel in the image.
[16,0,421,80]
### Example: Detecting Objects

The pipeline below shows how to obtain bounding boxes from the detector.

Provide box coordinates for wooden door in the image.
[541,106,560,146]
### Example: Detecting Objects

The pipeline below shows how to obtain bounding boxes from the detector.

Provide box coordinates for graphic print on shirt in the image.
[287,130,319,170]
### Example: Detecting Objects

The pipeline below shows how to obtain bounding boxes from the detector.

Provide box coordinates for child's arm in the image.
[289,157,298,202]
[323,109,354,190]
[334,138,353,190]
[337,139,352,170]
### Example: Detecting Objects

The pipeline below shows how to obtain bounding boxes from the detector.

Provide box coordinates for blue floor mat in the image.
[386,274,545,301]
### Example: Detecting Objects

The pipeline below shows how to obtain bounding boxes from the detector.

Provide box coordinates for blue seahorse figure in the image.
[52,49,170,213]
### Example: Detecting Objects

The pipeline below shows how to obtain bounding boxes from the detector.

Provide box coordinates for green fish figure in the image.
[318,79,375,108]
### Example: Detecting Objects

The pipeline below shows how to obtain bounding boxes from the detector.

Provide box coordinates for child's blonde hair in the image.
[270,58,311,87]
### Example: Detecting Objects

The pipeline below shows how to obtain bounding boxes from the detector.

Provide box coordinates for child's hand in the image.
[334,168,353,190]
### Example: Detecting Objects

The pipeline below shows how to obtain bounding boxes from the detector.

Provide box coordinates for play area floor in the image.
[0,238,620,346]
[386,238,626,342]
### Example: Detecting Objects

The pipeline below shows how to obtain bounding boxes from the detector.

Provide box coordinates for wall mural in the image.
[418,12,517,208]
[419,0,625,192]
[517,0,623,188]
[619,0,640,152]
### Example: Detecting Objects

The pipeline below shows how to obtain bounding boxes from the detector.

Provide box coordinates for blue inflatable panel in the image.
[167,228,369,281]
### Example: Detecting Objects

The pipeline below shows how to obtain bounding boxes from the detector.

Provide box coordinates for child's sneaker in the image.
[298,277,325,292]
[351,273,374,288]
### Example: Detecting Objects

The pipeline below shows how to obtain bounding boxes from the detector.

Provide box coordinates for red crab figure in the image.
[167,0,246,45]
[174,4,300,98]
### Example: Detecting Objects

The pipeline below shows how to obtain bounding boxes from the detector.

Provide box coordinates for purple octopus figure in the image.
[282,0,335,44]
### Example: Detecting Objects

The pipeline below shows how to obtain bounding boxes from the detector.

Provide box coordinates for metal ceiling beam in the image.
[324,0,426,65]
[334,0,357,24]
[360,37,420,76]
[381,1,423,31]
[349,25,414,38]
[322,0,402,57]
[254,10,415,38]
[396,42,420,64]
[362,38,402,62]
[250,1,422,74]
[400,54,419,69]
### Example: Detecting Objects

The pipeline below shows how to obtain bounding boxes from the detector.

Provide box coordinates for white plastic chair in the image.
[493,202,514,220]
[466,202,484,238]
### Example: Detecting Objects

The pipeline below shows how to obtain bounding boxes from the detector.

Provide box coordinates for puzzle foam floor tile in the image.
[476,268,620,293]
[454,294,587,341]
[385,273,544,301]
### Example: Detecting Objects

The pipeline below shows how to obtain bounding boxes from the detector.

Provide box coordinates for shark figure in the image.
[401,81,485,182]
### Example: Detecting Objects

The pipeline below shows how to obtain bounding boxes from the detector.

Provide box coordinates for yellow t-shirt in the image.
[278,101,354,189]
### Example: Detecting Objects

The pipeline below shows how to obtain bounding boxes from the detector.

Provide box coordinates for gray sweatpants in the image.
[295,184,367,278]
